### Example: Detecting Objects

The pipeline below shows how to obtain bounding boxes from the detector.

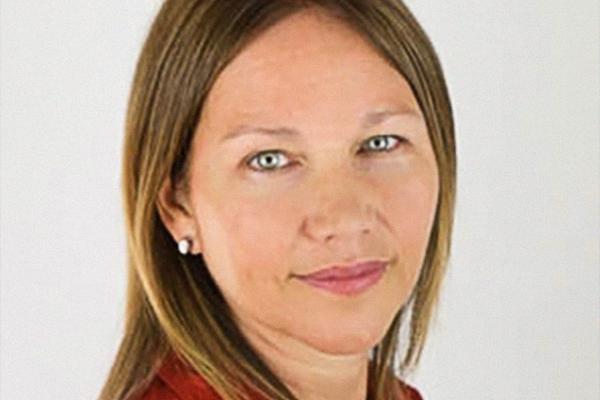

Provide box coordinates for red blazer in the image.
[138,351,423,400]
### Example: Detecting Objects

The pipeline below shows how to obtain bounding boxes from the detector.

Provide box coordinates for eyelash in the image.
[245,134,408,174]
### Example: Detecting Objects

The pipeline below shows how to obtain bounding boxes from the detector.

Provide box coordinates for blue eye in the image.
[246,134,407,174]
[358,134,406,154]
[247,150,291,173]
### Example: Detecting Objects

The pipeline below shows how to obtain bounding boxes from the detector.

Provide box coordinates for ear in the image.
[156,176,203,255]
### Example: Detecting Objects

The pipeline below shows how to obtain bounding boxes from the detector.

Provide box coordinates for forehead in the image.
[200,8,421,135]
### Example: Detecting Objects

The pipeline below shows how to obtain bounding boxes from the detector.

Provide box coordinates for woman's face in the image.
[170,10,438,355]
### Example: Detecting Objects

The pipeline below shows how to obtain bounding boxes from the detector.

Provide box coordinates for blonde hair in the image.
[98,1,456,399]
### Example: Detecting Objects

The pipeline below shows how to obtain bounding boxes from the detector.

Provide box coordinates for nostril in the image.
[323,227,370,244]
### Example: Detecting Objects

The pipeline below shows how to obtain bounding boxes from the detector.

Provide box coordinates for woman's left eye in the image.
[358,134,407,155]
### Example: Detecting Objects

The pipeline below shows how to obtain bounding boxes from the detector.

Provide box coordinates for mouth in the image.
[293,259,390,296]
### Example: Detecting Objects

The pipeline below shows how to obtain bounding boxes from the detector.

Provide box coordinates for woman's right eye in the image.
[246,150,292,173]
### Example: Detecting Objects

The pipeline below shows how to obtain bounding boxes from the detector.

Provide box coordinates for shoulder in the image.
[136,377,180,400]
[136,352,222,400]
[403,384,424,400]
[396,377,424,400]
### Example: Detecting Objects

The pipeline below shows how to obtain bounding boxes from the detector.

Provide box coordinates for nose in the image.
[302,177,377,247]
[320,215,372,246]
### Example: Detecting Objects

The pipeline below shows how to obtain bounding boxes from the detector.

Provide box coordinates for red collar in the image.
[156,351,223,400]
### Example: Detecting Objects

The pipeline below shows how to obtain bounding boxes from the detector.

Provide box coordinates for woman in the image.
[98,0,456,399]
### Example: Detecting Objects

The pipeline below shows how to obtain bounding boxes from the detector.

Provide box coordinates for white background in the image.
[1,1,598,399]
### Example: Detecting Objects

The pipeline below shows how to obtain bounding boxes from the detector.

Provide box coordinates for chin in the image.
[295,321,386,355]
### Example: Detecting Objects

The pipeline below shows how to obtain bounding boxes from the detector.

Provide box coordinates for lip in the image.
[294,260,389,296]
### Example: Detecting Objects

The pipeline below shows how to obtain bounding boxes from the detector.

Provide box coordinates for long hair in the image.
[98,1,456,399]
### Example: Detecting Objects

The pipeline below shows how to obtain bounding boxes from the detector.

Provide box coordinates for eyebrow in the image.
[219,106,422,144]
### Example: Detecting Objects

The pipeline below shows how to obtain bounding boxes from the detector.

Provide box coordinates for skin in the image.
[158,7,438,400]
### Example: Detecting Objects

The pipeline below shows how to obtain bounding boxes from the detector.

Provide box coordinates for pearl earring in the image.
[177,238,191,255]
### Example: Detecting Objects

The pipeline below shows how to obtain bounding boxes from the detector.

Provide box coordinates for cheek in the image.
[398,181,436,238]
[202,194,296,287]
[384,168,438,271]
